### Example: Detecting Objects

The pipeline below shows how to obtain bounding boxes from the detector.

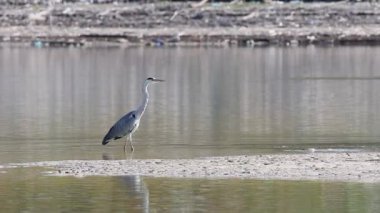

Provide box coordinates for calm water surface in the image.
[1,46,380,212]
[1,168,380,212]
[1,46,380,162]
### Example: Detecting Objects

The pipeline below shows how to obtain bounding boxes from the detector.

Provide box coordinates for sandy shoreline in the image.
[2,2,380,46]
[4,152,380,183]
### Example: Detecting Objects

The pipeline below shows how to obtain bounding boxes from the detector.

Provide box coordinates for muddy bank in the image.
[1,2,380,46]
[7,152,380,182]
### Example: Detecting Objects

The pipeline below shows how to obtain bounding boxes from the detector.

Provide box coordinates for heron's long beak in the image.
[153,79,165,82]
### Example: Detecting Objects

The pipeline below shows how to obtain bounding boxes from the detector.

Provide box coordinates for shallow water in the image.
[1,168,380,212]
[1,46,380,211]
[1,46,380,162]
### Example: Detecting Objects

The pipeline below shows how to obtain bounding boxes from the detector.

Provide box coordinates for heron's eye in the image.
[132,114,136,118]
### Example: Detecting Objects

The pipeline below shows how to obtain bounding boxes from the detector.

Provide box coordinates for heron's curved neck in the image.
[136,81,150,117]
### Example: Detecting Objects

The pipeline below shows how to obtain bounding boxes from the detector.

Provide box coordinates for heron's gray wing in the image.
[102,111,138,145]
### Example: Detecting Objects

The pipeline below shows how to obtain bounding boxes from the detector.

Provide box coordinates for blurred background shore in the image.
[1,1,380,47]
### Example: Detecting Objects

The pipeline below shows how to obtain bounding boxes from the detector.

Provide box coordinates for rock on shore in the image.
[1,2,380,46]
[7,152,380,182]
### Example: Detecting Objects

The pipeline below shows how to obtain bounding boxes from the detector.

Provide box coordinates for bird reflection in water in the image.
[119,176,150,213]
[102,153,149,211]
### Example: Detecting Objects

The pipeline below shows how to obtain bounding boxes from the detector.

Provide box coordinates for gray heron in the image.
[102,77,164,152]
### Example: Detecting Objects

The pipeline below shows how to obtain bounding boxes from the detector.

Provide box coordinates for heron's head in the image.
[146,77,164,83]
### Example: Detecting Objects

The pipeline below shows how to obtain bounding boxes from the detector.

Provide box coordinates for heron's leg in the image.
[129,134,134,152]
[124,139,128,153]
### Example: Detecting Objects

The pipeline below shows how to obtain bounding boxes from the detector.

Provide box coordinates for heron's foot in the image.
[130,140,134,152]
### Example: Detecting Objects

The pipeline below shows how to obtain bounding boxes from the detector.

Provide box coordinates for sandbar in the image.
[6,152,380,183]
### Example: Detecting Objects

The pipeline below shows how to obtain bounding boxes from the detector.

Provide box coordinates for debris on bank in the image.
[1,2,380,47]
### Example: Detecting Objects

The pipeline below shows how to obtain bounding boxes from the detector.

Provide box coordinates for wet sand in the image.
[6,152,380,183]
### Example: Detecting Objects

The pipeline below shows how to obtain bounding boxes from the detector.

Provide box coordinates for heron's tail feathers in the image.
[102,131,122,145]
[102,125,123,145]
[102,138,110,145]
[102,131,113,145]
